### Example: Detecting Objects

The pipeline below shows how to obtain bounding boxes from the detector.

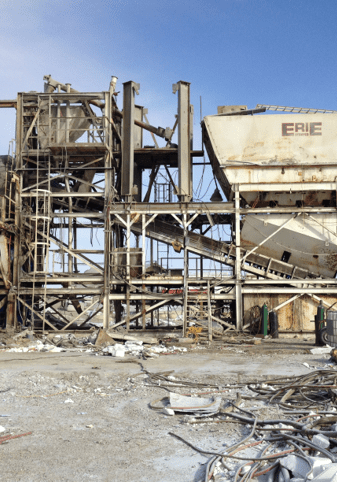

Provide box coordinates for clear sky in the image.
[1,0,337,197]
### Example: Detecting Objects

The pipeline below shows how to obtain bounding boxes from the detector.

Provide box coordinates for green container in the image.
[261,304,268,336]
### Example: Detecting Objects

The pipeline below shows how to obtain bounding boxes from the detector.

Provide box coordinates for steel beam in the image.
[110,201,234,214]
[240,182,337,192]
[234,187,243,330]
[173,81,192,202]
[121,81,139,201]
[243,287,337,294]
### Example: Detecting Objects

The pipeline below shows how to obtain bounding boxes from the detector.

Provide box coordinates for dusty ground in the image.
[0,335,333,482]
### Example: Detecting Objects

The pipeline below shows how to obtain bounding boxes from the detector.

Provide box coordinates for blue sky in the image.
[0,0,336,197]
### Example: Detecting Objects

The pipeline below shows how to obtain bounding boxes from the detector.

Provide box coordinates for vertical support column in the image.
[126,213,131,331]
[133,105,143,203]
[142,215,146,329]
[7,94,22,331]
[234,186,243,330]
[15,94,23,170]
[6,178,20,331]
[198,219,204,282]
[173,81,192,202]
[64,84,73,277]
[183,213,188,337]
[103,92,112,330]
[56,84,61,144]
[133,165,142,203]
[103,219,110,330]
[121,81,139,202]
[65,83,71,143]
[190,104,194,196]
[207,280,212,343]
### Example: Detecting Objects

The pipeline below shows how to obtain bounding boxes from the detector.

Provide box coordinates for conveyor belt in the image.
[127,216,324,281]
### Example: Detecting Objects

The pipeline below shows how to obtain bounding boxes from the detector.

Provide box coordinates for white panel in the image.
[241,213,337,278]
[204,113,337,167]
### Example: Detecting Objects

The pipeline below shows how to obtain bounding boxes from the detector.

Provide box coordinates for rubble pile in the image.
[0,329,189,358]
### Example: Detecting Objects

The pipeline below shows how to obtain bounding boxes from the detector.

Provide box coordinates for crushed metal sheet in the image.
[168,392,222,414]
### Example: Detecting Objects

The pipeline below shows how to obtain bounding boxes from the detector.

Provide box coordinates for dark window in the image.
[281,251,291,263]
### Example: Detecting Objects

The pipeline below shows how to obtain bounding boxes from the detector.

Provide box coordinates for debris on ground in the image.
[94,329,116,347]
[154,369,337,481]
[1,334,337,480]
[167,392,222,416]
[310,346,332,355]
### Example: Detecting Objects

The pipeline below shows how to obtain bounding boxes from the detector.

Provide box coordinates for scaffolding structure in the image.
[0,75,336,337]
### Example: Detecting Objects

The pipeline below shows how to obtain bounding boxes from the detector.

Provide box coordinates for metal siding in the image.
[203,114,337,199]
[204,114,337,167]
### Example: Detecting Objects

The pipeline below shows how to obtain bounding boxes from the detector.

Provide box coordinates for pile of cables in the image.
[245,369,337,410]
[167,370,337,481]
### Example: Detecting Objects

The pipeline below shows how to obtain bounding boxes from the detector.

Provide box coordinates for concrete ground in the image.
[0,335,332,482]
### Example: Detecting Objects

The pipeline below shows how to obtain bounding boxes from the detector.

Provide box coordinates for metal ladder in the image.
[185,280,214,342]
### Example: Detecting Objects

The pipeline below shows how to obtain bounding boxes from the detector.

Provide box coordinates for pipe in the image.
[112,108,172,141]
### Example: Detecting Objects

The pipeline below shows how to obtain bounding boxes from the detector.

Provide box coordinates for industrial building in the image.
[0,75,336,338]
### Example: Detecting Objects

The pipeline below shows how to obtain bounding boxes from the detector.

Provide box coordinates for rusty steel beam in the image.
[0,100,17,108]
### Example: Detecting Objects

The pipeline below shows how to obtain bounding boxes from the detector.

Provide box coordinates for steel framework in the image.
[0,75,336,337]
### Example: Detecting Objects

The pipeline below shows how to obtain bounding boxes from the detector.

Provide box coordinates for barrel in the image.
[326,310,337,346]
[269,311,279,339]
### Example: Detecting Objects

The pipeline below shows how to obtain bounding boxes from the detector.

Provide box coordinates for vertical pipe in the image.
[235,187,243,330]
